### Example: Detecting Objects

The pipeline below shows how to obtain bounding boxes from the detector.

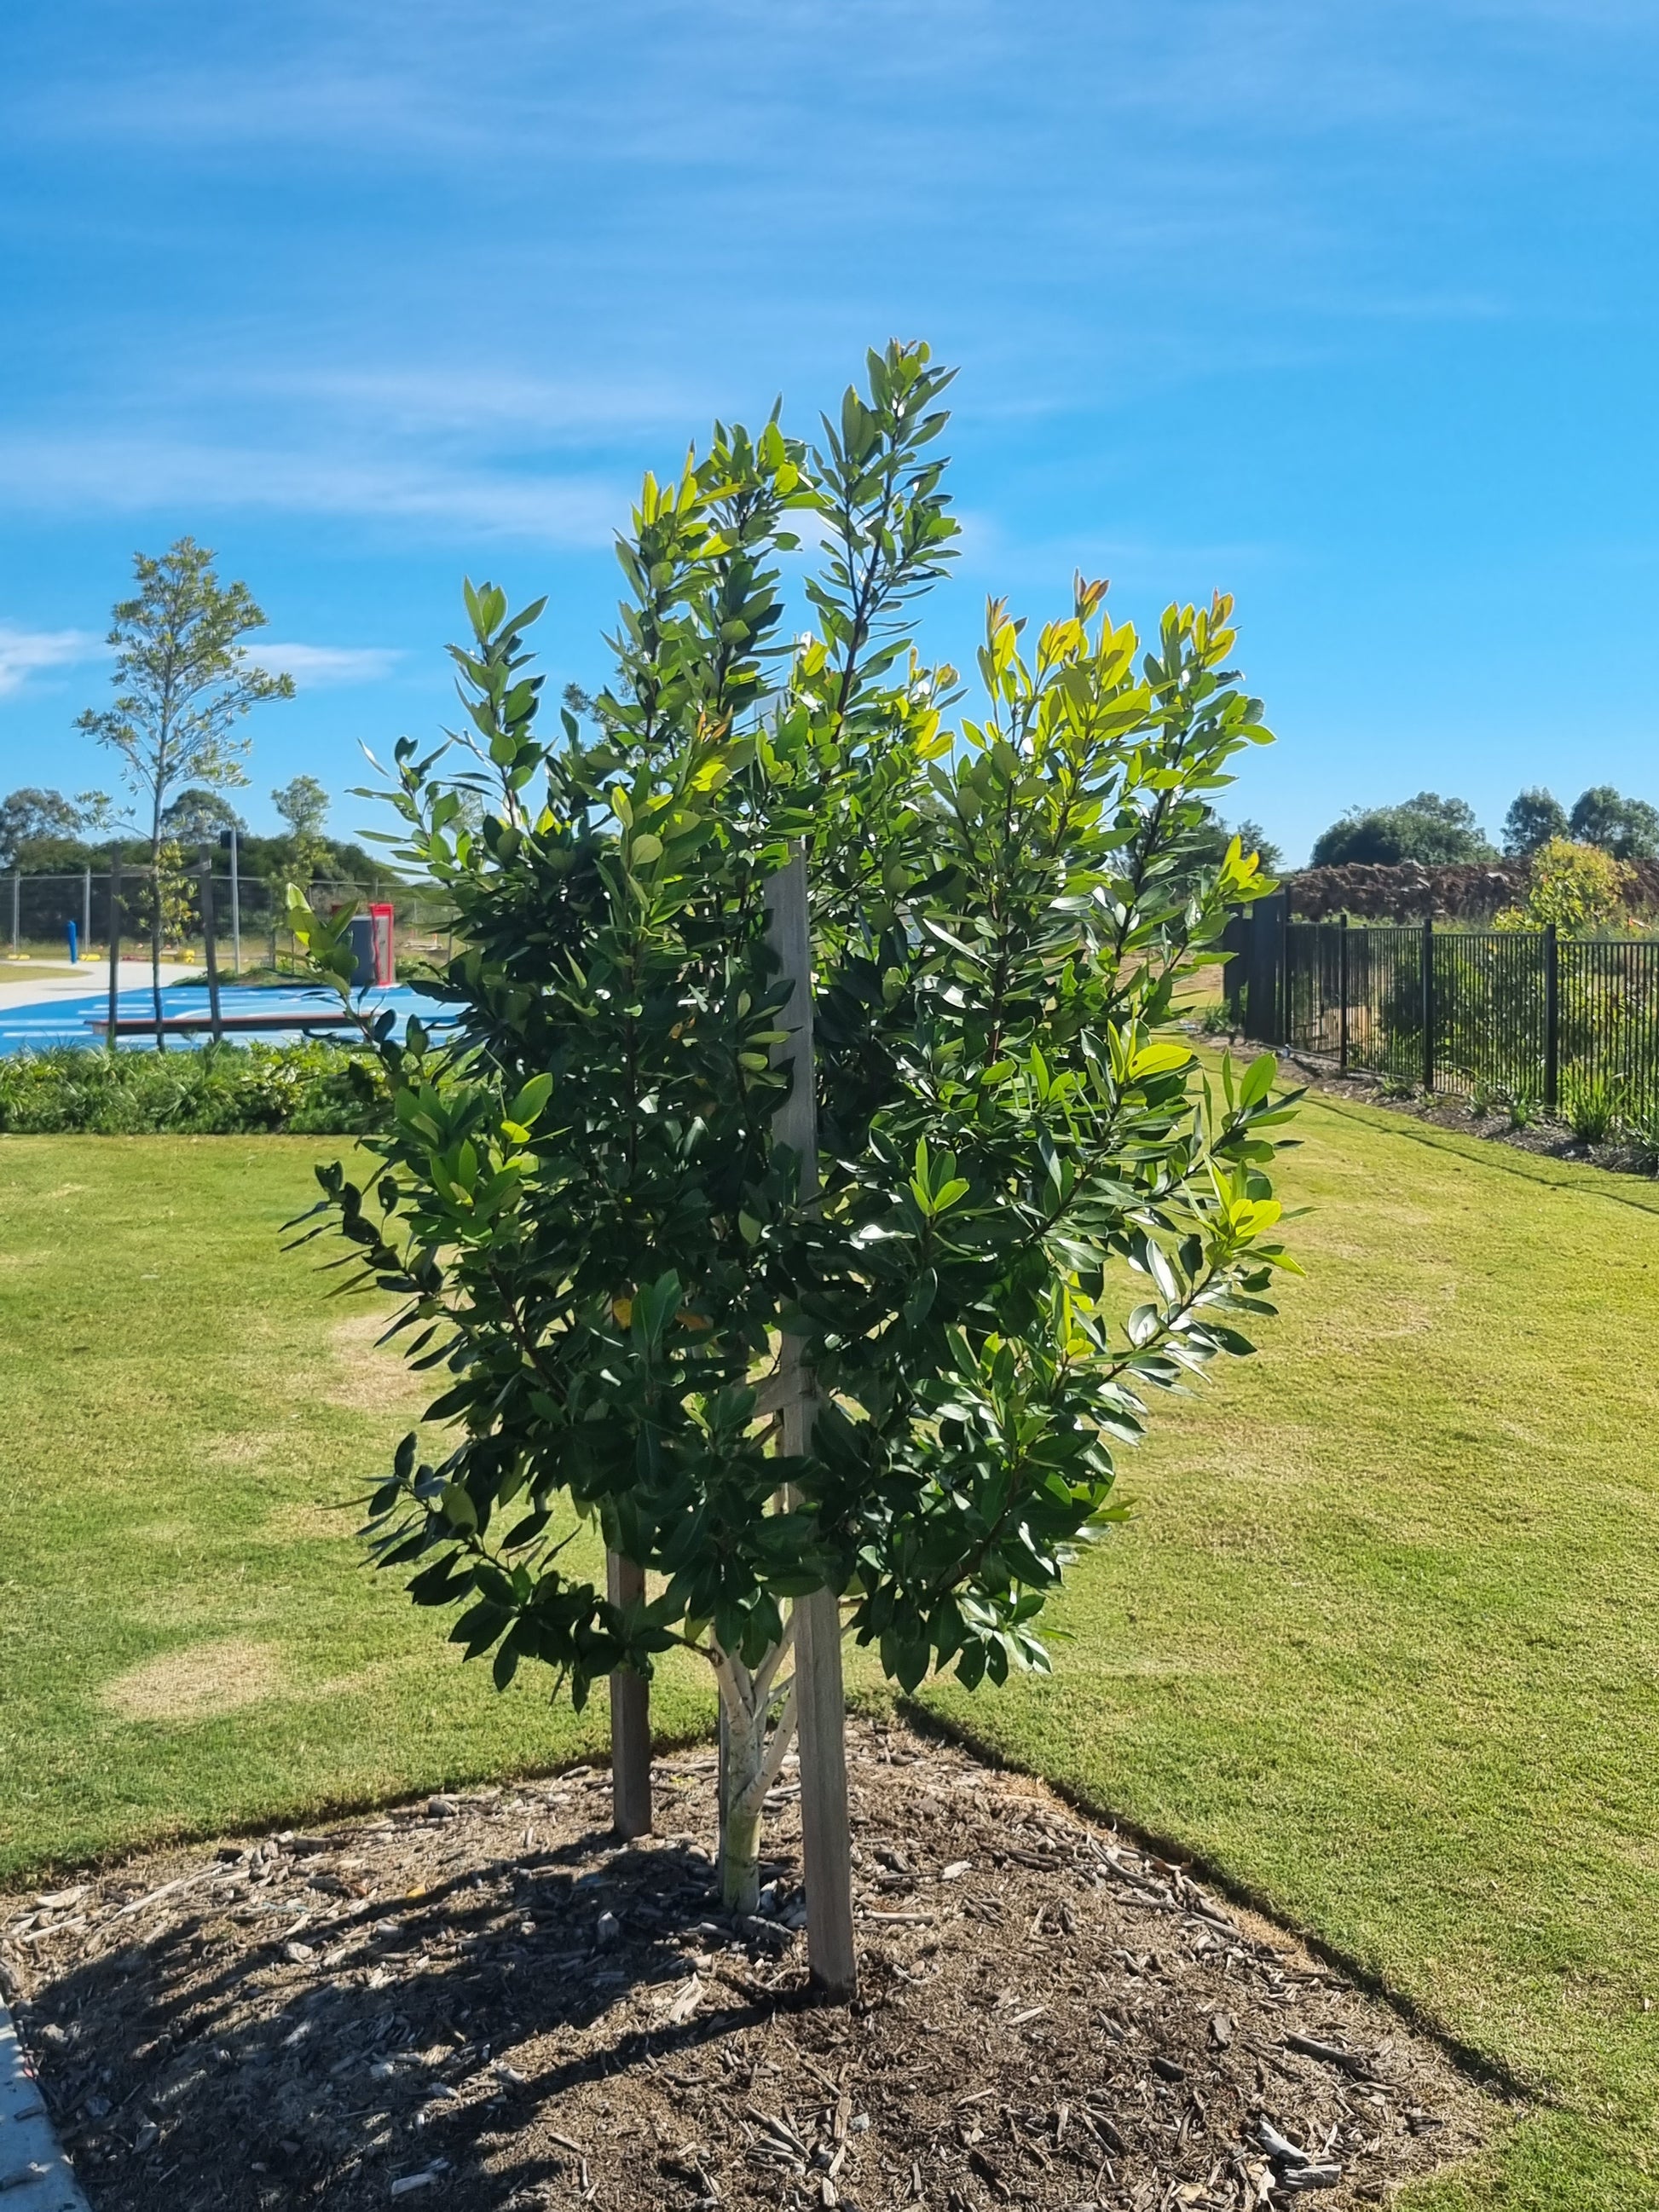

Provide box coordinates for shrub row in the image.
[0,1041,389,1136]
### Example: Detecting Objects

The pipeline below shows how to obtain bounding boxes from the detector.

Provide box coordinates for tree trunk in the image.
[720,1700,766,1915]
[711,1629,796,1916]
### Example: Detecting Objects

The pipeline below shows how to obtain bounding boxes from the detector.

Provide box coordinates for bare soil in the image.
[2,1719,1500,2212]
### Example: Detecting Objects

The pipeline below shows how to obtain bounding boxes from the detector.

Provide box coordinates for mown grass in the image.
[3,1102,1656,2207]
[917,1084,1659,2209]
[0,1138,714,1881]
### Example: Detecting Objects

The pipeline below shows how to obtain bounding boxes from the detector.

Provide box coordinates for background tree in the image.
[1309,791,1494,868]
[1232,817,1283,876]
[273,774,332,885]
[0,788,98,869]
[1568,784,1659,862]
[1189,808,1282,878]
[76,538,292,1036]
[289,345,1298,1933]
[162,787,248,843]
[1502,787,1569,859]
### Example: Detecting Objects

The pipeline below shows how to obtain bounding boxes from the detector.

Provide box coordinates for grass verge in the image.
[916,1084,1659,2209]
[3,1100,1656,2205]
[0,1136,713,1882]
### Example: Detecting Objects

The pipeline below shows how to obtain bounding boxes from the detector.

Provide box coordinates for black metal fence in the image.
[1223,893,1659,1115]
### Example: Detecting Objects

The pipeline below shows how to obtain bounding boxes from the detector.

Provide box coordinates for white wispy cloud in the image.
[256,642,402,684]
[0,624,100,698]
[0,436,624,545]
[246,365,712,442]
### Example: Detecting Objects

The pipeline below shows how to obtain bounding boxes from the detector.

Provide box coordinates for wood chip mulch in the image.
[1,1718,1500,2212]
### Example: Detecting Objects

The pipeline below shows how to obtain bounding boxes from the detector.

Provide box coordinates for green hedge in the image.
[0,1041,389,1135]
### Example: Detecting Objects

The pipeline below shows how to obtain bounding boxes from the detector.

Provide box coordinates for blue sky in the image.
[2,1,1656,862]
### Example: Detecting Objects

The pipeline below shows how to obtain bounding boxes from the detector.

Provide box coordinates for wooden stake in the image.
[606,1549,652,1839]
[764,849,858,2001]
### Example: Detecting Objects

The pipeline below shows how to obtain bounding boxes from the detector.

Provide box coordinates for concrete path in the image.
[0,2004,90,2212]
[0,960,197,1010]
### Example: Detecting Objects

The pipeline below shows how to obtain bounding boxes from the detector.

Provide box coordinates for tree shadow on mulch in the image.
[9,1728,1504,2212]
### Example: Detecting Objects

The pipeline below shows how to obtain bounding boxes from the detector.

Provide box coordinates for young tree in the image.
[1502,787,1569,859]
[289,344,1298,1944]
[273,774,332,887]
[76,538,292,1036]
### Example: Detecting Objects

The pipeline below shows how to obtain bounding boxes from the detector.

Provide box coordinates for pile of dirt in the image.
[1,1719,1499,2211]
[1282,863,1527,925]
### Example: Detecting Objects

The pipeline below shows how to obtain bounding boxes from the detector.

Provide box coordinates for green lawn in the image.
[919,1089,1659,2210]
[0,1137,714,1880]
[2,1106,1656,2208]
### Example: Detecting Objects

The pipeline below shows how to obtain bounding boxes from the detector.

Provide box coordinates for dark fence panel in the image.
[1428,930,1548,1103]
[1228,908,1659,1116]
[1559,937,1659,1118]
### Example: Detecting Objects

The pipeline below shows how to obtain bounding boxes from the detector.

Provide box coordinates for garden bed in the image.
[3,1719,1495,2212]
[1197,1028,1659,1178]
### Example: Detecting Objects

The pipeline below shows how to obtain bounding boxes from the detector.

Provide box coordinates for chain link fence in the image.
[3,870,454,977]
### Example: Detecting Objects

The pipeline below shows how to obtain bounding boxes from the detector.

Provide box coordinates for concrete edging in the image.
[0,2002,92,2212]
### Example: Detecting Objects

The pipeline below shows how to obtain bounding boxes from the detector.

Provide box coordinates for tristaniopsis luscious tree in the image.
[289,340,1299,1936]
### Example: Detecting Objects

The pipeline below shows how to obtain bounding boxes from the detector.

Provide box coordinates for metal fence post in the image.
[229,827,242,978]
[1544,922,1559,1110]
[1338,914,1350,1071]
[106,853,122,1049]
[1277,898,1291,1045]
[196,849,224,1042]
[9,869,16,957]
[1420,914,1435,1094]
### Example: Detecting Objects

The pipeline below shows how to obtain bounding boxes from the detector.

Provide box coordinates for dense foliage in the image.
[289,342,1299,1905]
[1568,784,1659,863]
[1503,785,1659,866]
[0,1040,386,1135]
[0,811,398,893]
[1497,838,1634,934]
[1502,787,1570,860]
[1310,791,1494,869]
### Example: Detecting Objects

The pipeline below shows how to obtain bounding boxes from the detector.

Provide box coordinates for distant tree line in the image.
[0,780,399,887]
[1309,785,1659,869]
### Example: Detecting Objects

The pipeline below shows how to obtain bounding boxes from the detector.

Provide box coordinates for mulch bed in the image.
[2,1718,1499,2212]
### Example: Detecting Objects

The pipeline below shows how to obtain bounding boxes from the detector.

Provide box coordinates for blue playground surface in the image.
[0,982,453,1058]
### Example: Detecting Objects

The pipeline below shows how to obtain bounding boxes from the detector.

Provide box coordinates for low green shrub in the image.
[0,1041,389,1136]
[1502,1082,1542,1130]
[1560,1069,1624,1146]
